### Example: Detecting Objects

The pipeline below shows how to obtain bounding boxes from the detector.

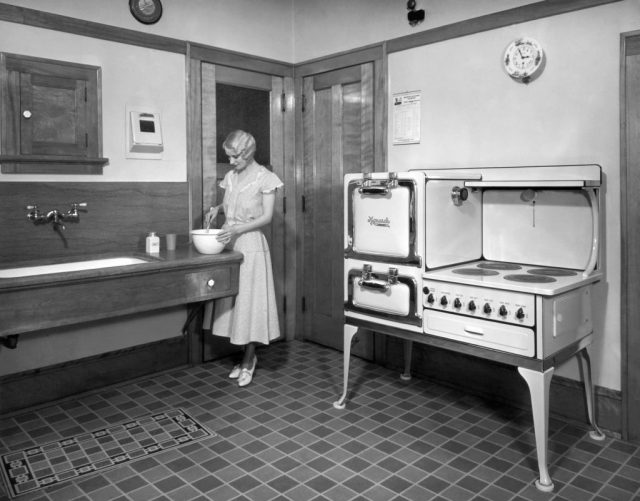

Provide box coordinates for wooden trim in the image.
[189,43,293,77]
[294,45,384,78]
[187,57,203,232]
[386,0,624,53]
[0,2,186,54]
[620,31,640,444]
[0,336,188,414]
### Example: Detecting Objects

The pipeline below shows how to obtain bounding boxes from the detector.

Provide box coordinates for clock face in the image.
[504,38,544,83]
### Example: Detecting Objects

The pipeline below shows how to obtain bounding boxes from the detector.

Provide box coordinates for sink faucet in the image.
[47,209,66,231]
[26,202,87,231]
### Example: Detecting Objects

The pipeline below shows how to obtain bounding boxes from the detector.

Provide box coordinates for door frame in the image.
[620,30,640,443]
[186,43,296,344]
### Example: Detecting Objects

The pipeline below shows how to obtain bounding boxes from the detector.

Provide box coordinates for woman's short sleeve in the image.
[219,170,232,190]
[260,170,284,193]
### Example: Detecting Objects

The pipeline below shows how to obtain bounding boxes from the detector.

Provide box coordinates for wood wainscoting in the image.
[0,182,190,264]
[0,336,188,414]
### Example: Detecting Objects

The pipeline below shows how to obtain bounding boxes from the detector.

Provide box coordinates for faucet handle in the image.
[26,204,38,211]
[70,202,88,211]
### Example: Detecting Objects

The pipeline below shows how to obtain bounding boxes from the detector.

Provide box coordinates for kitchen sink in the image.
[0,257,150,278]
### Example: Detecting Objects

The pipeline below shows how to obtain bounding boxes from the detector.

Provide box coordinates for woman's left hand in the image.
[216,224,239,244]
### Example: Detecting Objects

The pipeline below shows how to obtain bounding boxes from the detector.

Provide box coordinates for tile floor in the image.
[1,339,639,501]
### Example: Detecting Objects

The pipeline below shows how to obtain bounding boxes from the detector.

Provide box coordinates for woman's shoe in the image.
[228,365,241,379]
[237,356,257,387]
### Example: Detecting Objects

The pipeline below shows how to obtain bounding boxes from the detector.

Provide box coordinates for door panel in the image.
[302,63,375,356]
[201,62,286,361]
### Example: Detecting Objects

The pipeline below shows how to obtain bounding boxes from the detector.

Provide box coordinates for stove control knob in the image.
[483,303,492,314]
[427,293,435,304]
[499,305,508,317]
[453,298,462,309]
[440,296,448,307]
[468,301,476,312]
[516,308,525,320]
[423,286,430,294]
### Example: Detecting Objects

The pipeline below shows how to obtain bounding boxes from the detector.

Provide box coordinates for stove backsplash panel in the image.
[483,188,594,269]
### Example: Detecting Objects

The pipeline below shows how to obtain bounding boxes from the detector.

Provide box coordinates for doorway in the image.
[187,48,294,362]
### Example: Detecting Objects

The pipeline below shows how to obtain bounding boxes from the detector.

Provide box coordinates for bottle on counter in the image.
[146,232,160,254]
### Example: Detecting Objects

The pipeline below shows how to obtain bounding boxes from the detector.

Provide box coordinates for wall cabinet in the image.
[0,53,108,174]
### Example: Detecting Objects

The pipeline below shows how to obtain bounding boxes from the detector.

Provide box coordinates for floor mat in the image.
[0,408,213,498]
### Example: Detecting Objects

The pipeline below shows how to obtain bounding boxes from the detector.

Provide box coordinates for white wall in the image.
[2,0,294,62]
[0,21,187,183]
[292,0,534,62]
[386,1,640,391]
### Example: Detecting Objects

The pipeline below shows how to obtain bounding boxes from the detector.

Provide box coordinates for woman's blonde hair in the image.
[223,130,256,160]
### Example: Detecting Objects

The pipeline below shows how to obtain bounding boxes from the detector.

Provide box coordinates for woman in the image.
[204,130,282,387]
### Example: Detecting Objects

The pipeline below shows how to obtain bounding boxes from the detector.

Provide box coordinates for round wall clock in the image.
[503,37,545,84]
[129,0,163,25]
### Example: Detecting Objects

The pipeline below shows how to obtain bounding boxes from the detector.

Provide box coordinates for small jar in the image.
[146,232,160,254]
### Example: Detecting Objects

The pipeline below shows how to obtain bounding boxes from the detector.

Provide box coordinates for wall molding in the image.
[386,0,624,54]
[0,2,186,54]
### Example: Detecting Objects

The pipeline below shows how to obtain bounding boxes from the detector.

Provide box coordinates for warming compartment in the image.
[344,171,425,267]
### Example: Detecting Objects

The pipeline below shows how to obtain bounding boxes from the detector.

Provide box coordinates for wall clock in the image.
[129,0,163,25]
[503,37,545,84]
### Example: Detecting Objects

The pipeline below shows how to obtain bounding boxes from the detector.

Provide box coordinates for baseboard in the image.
[0,336,188,415]
[381,336,622,437]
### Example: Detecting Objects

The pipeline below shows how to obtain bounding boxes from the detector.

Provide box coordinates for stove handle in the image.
[464,326,485,336]
[357,278,390,292]
[582,188,599,278]
[359,186,389,195]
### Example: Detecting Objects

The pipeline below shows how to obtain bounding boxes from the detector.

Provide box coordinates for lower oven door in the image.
[424,309,535,357]
[345,265,422,329]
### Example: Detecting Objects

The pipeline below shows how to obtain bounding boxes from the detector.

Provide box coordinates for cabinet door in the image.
[18,71,91,157]
[0,53,104,174]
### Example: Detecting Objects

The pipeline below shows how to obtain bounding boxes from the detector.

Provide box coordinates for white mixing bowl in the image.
[190,229,225,254]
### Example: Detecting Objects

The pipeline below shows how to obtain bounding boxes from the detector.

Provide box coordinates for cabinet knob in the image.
[22,110,32,119]
[207,279,215,288]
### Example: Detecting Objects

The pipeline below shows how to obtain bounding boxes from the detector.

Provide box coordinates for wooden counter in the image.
[0,247,242,337]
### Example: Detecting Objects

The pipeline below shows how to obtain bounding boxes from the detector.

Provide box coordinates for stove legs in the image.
[576,349,606,441]
[401,340,413,381]
[518,366,555,492]
[334,324,360,410]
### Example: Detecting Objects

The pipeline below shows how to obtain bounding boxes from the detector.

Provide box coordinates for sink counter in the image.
[0,247,243,337]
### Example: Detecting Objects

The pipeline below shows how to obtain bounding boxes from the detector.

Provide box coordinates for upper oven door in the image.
[344,171,424,267]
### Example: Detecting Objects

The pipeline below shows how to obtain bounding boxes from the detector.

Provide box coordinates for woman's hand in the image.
[216,223,238,244]
[204,206,219,229]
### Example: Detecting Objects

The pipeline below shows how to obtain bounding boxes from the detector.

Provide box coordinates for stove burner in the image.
[527,268,578,277]
[452,268,500,276]
[477,262,522,271]
[504,274,557,283]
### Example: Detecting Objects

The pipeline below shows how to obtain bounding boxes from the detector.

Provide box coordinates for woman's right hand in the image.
[204,206,219,229]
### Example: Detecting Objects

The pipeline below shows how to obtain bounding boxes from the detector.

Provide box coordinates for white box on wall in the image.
[126,105,163,159]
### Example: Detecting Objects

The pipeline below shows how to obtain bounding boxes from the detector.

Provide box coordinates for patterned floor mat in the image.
[0,408,213,498]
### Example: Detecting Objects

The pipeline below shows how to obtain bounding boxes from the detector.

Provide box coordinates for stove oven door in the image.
[345,261,422,331]
[344,171,424,267]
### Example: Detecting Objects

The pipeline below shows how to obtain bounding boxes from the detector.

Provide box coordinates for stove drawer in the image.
[424,310,535,356]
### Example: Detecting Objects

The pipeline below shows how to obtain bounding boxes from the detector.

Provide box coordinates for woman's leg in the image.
[241,342,256,369]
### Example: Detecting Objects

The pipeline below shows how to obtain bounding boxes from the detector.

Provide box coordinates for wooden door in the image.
[200,63,287,361]
[302,63,376,355]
